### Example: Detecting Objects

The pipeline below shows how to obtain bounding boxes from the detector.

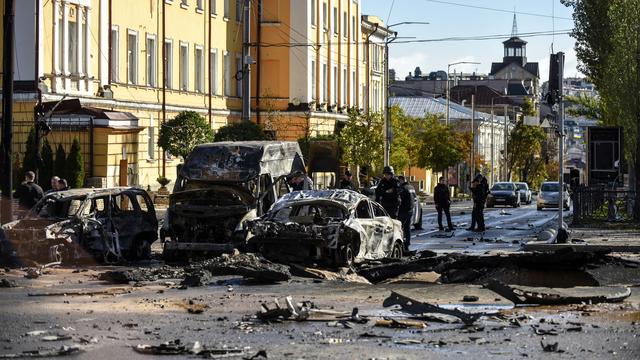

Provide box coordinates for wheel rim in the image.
[345,245,354,265]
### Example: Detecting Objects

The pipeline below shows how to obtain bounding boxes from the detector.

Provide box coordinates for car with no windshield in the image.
[246,189,404,266]
[486,182,521,208]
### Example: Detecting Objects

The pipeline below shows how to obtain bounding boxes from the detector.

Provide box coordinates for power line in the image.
[423,0,572,20]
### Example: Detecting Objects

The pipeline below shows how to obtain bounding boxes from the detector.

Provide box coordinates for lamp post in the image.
[446,61,479,126]
[383,22,429,166]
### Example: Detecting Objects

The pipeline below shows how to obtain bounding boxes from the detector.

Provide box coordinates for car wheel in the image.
[414,208,423,230]
[336,242,355,267]
[129,238,151,260]
[391,241,403,259]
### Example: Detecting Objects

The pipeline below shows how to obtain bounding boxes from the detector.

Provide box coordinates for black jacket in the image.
[433,183,450,207]
[375,177,400,210]
[471,176,489,203]
[14,181,44,209]
[339,179,355,190]
[398,183,414,214]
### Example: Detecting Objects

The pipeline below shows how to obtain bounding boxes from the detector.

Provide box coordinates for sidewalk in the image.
[523,226,640,253]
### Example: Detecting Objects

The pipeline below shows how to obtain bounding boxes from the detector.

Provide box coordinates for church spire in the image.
[511,12,518,37]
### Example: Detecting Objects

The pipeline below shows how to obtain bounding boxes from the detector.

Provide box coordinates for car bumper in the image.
[487,196,517,205]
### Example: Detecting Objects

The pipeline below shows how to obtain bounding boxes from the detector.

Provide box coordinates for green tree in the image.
[520,98,536,118]
[563,0,640,219]
[21,127,38,179]
[505,122,547,185]
[54,144,67,180]
[213,121,267,142]
[415,115,466,173]
[389,106,418,173]
[565,94,603,120]
[40,139,54,190]
[339,109,384,176]
[158,111,214,160]
[66,138,84,188]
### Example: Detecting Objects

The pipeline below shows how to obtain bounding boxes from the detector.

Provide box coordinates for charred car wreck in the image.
[162,141,305,260]
[0,188,157,264]
[246,189,404,266]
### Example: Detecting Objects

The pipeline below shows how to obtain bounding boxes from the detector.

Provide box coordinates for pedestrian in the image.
[397,175,414,251]
[289,170,313,191]
[46,176,60,194]
[375,166,400,219]
[434,176,454,231]
[58,178,69,191]
[339,170,355,190]
[467,173,487,232]
[13,171,44,210]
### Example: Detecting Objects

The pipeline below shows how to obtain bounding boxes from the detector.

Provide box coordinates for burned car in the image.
[246,189,404,266]
[162,141,305,260]
[0,188,157,264]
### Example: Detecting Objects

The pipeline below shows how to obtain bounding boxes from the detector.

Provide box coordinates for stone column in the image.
[85,6,92,93]
[76,4,83,92]
[53,0,60,91]
[62,0,70,89]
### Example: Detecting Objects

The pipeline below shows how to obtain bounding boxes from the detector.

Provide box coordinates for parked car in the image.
[0,187,157,264]
[515,182,532,204]
[362,181,423,230]
[537,182,571,211]
[246,189,404,266]
[486,182,521,208]
[162,141,305,261]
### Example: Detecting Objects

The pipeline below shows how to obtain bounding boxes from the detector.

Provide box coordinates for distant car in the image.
[0,187,158,264]
[362,182,423,230]
[246,189,404,266]
[515,182,532,204]
[537,182,570,211]
[486,182,521,208]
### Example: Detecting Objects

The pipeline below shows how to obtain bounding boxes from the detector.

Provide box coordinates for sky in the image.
[361,0,580,81]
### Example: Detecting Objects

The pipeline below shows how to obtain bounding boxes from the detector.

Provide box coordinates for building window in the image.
[195,46,204,92]
[224,0,229,18]
[311,60,316,100]
[146,35,156,87]
[210,49,218,94]
[236,54,242,97]
[110,26,119,82]
[196,0,203,11]
[351,70,356,104]
[236,0,242,21]
[311,0,316,26]
[164,39,173,89]
[342,11,347,38]
[148,116,155,160]
[127,30,138,84]
[224,51,231,95]
[322,2,327,30]
[333,65,337,103]
[333,7,338,35]
[342,67,347,104]
[210,0,216,15]
[180,42,189,90]
[181,0,188,6]
[69,21,78,74]
[322,63,327,103]
[351,15,356,43]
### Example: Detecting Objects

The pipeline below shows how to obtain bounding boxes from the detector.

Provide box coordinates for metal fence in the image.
[572,185,637,224]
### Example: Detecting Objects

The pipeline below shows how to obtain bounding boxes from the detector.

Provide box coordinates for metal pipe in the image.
[208,0,212,126]
[161,0,166,177]
[241,0,251,122]
[471,94,475,176]
[255,0,262,125]
[2,0,15,223]
[557,52,565,232]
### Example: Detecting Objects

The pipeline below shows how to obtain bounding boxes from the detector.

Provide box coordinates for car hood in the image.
[169,184,255,218]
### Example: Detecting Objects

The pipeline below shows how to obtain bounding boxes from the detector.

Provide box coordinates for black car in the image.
[486,182,521,208]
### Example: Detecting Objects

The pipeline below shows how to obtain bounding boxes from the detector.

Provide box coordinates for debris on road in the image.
[189,253,291,283]
[374,318,427,329]
[0,345,83,358]
[382,271,440,284]
[383,291,487,325]
[0,278,17,287]
[98,266,184,284]
[180,269,212,287]
[27,287,133,297]
[540,341,564,353]
[289,264,370,284]
[486,279,631,305]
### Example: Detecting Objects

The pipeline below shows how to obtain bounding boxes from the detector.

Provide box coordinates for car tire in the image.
[414,208,423,230]
[391,241,403,259]
[129,238,151,260]
[336,242,355,267]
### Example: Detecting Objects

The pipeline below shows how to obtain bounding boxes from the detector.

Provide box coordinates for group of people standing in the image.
[13,172,70,211]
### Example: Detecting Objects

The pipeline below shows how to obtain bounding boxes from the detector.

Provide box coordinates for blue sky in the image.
[361,0,580,80]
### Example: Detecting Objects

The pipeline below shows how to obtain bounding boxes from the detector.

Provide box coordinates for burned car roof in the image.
[181,141,305,182]
[272,189,369,211]
[43,187,144,200]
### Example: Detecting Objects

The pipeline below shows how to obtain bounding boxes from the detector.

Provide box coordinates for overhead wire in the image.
[423,0,572,20]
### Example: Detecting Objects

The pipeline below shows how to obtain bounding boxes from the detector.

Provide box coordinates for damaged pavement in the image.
[1,245,639,359]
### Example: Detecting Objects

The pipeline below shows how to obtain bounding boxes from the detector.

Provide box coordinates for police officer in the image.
[375,166,400,219]
[397,175,414,251]
[14,171,44,210]
[467,173,488,232]
[434,176,454,231]
[339,170,355,190]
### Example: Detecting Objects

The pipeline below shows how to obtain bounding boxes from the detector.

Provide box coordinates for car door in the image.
[371,202,395,256]
[354,199,376,257]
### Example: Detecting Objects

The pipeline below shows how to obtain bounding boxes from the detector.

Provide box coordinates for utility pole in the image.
[556,52,566,236]
[490,107,494,185]
[1,0,15,224]
[503,104,508,181]
[241,0,251,122]
[470,94,475,177]
[384,32,397,166]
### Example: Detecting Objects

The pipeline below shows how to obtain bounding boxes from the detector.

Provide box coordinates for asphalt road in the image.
[410,200,569,253]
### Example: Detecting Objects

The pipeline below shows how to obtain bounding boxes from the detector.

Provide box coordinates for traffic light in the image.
[546,53,561,106]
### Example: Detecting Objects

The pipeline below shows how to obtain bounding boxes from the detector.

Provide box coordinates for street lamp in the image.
[446,61,479,126]
[383,21,429,166]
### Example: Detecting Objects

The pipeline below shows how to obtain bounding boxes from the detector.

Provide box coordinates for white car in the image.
[537,182,571,211]
[247,189,404,266]
[515,182,532,205]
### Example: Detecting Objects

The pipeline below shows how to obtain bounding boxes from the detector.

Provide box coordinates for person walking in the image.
[14,171,44,210]
[434,176,455,231]
[339,170,355,190]
[375,166,400,219]
[397,176,414,251]
[467,173,487,232]
[289,170,313,191]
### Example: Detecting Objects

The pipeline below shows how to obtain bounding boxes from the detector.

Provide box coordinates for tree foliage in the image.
[66,138,84,188]
[158,111,214,160]
[54,144,67,181]
[389,106,419,173]
[414,115,467,173]
[40,139,54,190]
[338,109,384,176]
[506,122,547,187]
[213,121,267,142]
[21,127,38,179]
[565,94,603,120]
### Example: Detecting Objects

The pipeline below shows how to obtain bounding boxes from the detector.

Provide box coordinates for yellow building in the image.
[2,0,379,190]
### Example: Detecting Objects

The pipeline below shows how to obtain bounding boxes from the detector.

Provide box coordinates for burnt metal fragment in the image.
[382,291,487,325]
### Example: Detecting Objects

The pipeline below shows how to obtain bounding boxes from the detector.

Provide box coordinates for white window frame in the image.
[224,0,230,19]
[311,0,316,27]
[332,64,338,104]
[342,11,347,39]
[322,63,327,103]
[195,45,204,92]
[332,6,338,35]
[164,39,173,89]
[148,115,155,160]
[210,48,219,94]
[127,29,138,85]
[351,15,356,43]
[110,26,119,82]
[223,51,231,96]
[146,34,157,87]
[322,2,328,31]
[196,0,203,11]
[311,60,316,101]
[179,42,189,91]
[342,67,347,105]
[351,69,356,105]
[210,0,217,15]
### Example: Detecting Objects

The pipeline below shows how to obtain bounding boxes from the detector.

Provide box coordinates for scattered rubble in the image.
[383,291,488,325]
[374,318,427,329]
[189,253,291,283]
[98,266,184,284]
[487,279,632,305]
[0,346,83,358]
[0,278,16,287]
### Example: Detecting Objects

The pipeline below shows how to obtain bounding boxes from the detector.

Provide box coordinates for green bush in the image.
[66,138,84,188]
[54,144,67,180]
[21,127,38,179]
[40,139,54,190]
[158,111,214,160]
[213,121,267,142]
